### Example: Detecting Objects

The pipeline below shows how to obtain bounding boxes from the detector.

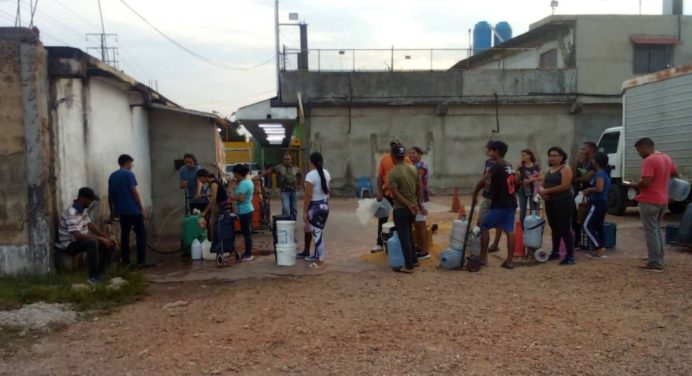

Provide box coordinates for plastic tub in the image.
[276,220,297,245]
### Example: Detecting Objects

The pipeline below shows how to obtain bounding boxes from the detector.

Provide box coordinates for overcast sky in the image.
[0,0,688,115]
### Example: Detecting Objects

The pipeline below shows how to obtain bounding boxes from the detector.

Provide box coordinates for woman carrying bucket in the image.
[407,146,431,260]
[302,152,331,268]
[539,147,575,265]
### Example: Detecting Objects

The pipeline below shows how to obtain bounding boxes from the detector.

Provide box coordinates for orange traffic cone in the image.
[450,187,461,213]
[513,220,525,257]
[458,204,466,220]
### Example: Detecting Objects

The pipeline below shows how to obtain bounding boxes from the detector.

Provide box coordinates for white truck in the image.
[597,64,692,215]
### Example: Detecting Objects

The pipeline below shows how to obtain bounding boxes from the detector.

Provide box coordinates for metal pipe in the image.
[275,0,281,100]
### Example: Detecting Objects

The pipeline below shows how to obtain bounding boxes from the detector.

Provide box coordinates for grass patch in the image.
[0,265,148,312]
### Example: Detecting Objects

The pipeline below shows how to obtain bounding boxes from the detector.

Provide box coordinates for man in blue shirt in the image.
[108,154,153,268]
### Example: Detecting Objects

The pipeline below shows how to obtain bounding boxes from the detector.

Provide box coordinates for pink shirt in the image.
[635,152,677,205]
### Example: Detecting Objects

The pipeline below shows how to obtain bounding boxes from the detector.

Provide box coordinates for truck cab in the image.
[597,126,633,215]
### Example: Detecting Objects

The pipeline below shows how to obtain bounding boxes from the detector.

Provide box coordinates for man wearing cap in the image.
[372,137,413,253]
[56,187,116,284]
[388,145,427,272]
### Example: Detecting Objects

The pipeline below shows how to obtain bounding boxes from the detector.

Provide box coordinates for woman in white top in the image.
[302,152,331,267]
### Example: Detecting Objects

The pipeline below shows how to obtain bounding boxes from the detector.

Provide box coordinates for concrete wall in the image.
[0,29,53,275]
[475,31,574,71]
[52,77,153,226]
[148,109,217,238]
[280,69,576,105]
[306,104,598,194]
[575,15,692,95]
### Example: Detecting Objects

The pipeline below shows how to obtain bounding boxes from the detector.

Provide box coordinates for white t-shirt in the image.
[305,169,331,201]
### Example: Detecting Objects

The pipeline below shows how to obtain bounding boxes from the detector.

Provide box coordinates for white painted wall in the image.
[54,77,153,222]
[54,78,87,212]
[86,78,153,221]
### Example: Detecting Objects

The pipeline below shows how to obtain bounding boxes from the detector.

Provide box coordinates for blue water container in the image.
[494,21,513,46]
[387,231,405,269]
[439,248,463,270]
[604,222,617,249]
[473,21,492,55]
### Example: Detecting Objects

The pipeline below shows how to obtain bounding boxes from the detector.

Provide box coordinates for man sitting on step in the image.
[56,187,116,284]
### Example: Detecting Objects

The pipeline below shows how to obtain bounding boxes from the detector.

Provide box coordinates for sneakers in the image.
[548,253,560,261]
[86,277,99,285]
[639,263,664,273]
[241,254,254,262]
[305,255,318,262]
[559,257,576,266]
[371,245,383,253]
[296,251,310,258]
[488,245,500,253]
[585,250,607,259]
[416,252,431,260]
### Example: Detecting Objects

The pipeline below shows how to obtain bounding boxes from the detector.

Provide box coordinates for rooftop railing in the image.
[280,47,538,72]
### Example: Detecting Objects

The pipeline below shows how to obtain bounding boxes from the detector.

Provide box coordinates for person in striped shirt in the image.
[56,187,115,284]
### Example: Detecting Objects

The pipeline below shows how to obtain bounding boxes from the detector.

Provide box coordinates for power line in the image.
[53,0,99,30]
[116,0,275,71]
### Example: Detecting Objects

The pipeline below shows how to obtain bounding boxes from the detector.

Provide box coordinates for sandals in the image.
[488,245,500,253]
[393,267,414,274]
[308,262,321,269]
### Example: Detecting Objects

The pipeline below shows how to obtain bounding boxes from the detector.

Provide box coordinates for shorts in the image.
[481,208,516,233]
[415,202,430,222]
[477,198,492,224]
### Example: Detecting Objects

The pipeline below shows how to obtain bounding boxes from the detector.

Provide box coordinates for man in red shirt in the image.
[631,138,678,272]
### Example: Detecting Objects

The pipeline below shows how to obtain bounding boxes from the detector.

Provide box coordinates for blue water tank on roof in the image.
[494,22,512,46]
[473,21,492,55]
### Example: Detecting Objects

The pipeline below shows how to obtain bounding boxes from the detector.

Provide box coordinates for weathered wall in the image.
[576,15,692,95]
[149,109,217,237]
[307,104,592,194]
[281,69,576,105]
[85,78,153,222]
[0,28,53,275]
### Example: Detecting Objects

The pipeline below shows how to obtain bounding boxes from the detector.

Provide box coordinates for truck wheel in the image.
[608,184,627,216]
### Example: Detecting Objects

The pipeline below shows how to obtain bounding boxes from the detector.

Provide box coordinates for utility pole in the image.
[86,0,119,67]
[275,0,281,101]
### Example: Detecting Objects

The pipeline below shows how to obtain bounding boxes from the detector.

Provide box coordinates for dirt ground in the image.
[2,198,691,375]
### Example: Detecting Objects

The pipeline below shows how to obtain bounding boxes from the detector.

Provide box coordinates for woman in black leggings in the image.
[539,147,576,265]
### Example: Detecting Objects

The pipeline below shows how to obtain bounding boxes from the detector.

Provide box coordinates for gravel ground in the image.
[0,303,76,332]
[2,250,691,376]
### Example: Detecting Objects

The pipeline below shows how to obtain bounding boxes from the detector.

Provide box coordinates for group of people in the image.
[373,135,679,274]
[56,154,154,284]
[55,134,678,282]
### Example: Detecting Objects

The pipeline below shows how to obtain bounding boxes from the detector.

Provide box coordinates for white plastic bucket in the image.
[276,221,297,245]
[276,243,297,266]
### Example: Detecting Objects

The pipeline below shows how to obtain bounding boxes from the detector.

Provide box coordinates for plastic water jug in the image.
[668,178,690,202]
[386,231,405,269]
[523,211,545,249]
[449,219,468,250]
[191,238,203,260]
[439,248,462,270]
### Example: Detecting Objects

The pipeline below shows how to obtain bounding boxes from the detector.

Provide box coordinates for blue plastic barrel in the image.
[494,22,513,46]
[473,21,492,55]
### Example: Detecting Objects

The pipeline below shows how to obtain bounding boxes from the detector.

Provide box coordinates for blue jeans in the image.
[238,212,253,257]
[119,214,146,265]
[281,191,297,221]
[518,188,538,227]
